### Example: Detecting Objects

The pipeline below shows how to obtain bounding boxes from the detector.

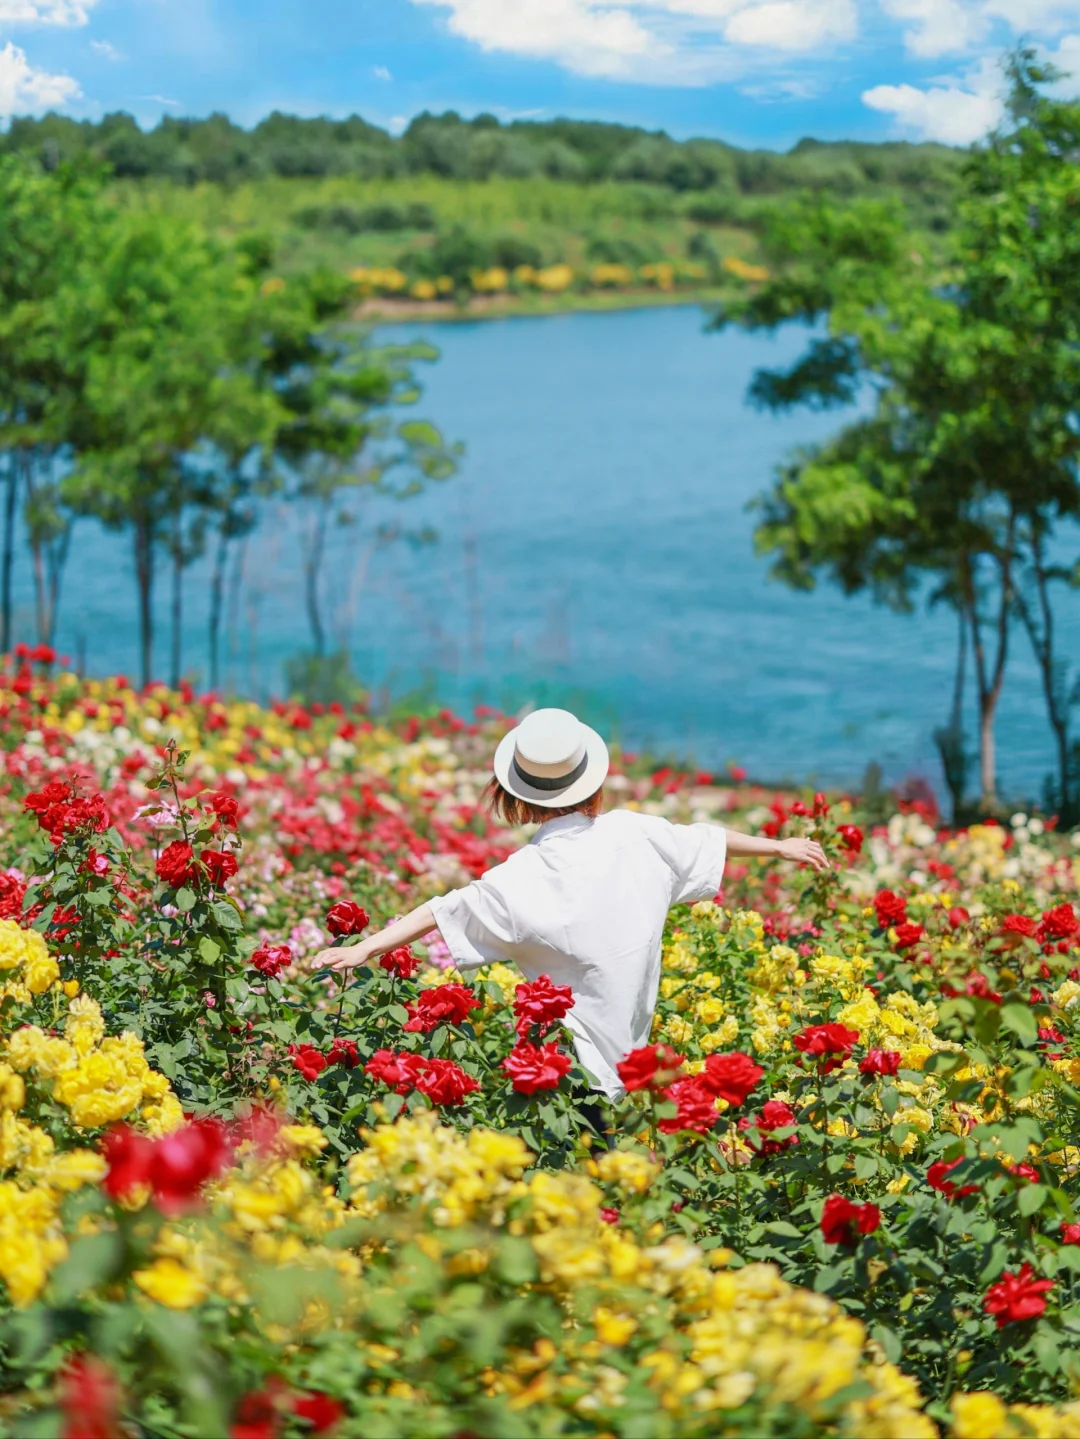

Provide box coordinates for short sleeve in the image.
[667,822,727,905]
[428,871,518,973]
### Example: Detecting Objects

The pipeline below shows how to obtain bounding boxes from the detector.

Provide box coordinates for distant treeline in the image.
[2,109,963,202]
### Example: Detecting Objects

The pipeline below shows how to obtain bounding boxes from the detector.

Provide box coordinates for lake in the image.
[28,305,1076,799]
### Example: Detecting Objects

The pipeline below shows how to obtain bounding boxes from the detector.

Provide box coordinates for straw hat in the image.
[493,707,609,808]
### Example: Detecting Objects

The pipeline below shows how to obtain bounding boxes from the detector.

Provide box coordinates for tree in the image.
[264,270,458,671]
[61,214,280,687]
[0,158,104,653]
[718,52,1080,818]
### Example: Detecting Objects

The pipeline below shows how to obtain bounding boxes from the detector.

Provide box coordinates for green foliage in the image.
[720,52,1080,821]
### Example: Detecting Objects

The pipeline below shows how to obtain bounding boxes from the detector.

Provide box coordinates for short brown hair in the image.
[483,776,604,828]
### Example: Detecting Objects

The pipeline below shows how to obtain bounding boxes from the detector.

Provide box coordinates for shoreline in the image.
[354,286,729,324]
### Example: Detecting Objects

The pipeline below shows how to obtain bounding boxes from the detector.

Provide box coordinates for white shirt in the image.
[427,810,727,1098]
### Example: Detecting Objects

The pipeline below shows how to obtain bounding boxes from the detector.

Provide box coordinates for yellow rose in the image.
[951,1392,1009,1439]
[593,1306,637,1346]
[133,1257,209,1309]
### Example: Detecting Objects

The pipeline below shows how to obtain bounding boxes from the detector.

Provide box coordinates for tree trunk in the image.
[31,538,47,645]
[1015,531,1072,820]
[45,522,72,647]
[933,607,968,823]
[962,534,1013,815]
[133,516,154,689]
[208,526,229,693]
[0,455,18,655]
[302,499,329,657]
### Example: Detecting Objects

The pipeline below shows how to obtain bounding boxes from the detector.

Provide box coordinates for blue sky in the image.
[1,0,1078,150]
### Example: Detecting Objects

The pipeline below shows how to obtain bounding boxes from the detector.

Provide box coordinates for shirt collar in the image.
[532,813,593,842]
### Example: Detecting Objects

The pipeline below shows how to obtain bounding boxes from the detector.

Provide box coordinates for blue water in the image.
[21,305,1077,797]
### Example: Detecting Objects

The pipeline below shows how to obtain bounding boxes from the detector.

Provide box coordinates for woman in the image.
[314,707,828,1101]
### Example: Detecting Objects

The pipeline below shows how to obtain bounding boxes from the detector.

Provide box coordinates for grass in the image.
[113,172,946,319]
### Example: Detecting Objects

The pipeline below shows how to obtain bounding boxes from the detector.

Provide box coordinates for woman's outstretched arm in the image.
[309,901,437,975]
[724,828,830,871]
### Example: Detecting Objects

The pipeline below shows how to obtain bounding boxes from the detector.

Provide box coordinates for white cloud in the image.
[880,0,988,57]
[140,92,180,106]
[89,37,119,59]
[983,0,1080,26]
[410,0,660,80]
[410,0,1080,87]
[863,57,1006,143]
[372,64,392,80]
[410,0,861,80]
[723,0,856,49]
[1044,31,1080,91]
[0,40,79,114]
[0,0,98,24]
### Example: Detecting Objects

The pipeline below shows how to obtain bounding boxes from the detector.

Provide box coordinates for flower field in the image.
[4,657,1080,1436]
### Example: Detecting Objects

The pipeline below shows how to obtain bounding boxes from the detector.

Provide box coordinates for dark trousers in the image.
[578,1094,615,1149]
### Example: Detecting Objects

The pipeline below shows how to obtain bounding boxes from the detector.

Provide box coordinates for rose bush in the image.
[2,663,1080,1433]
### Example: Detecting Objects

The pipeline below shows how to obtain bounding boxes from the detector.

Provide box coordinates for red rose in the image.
[156,840,197,889]
[59,1355,122,1439]
[699,1051,763,1106]
[503,1041,573,1094]
[364,1048,423,1095]
[379,946,420,979]
[658,1076,719,1134]
[327,1038,359,1069]
[1001,913,1039,942]
[251,944,292,978]
[414,1057,480,1107]
[893,921,925,950]
[205,791,239,827]
[150,1118,232,1215]
[289,1043,329,1082]
[793,1023,859,1073]
[0,871,27,921]
[616,1043,685,1092]
[102,1125,155,1201]
[600,1206,620,1224]
[927,1157,979,1200]
[1041,903,1079,941]
[836,824,863,854]
[83,849,110,877]
[201,849,238,887]
[965,972,1003,1004]
[291,1391,345,1434]
[859,1049,902,1076]
[873,890,908,928]
[326,900,370,937]
[230,1384,282,1439]
[513,974,575,1036]
[948,906,970,929]
[983,1264,1054,1328]
[403,983,480,1033]
[739,1099,798,1155]
[1060,1223,1080,1245]
[820,1193,880,1245]
[102,1119,230,1215]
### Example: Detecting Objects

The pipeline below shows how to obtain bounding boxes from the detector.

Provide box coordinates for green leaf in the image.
[1018,1182,1048,1217]
[1001,1002,1038,1046]
[764,1221,803,1239]
[176,887,197,912]
[199,935,221,963]
[495,1237,537,1284]
[880,1087,900,1117]
[49,1232,123,1303]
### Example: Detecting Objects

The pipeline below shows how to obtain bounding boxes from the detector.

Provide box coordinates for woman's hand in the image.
[776,837,830,871]
[309,940,373,975]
